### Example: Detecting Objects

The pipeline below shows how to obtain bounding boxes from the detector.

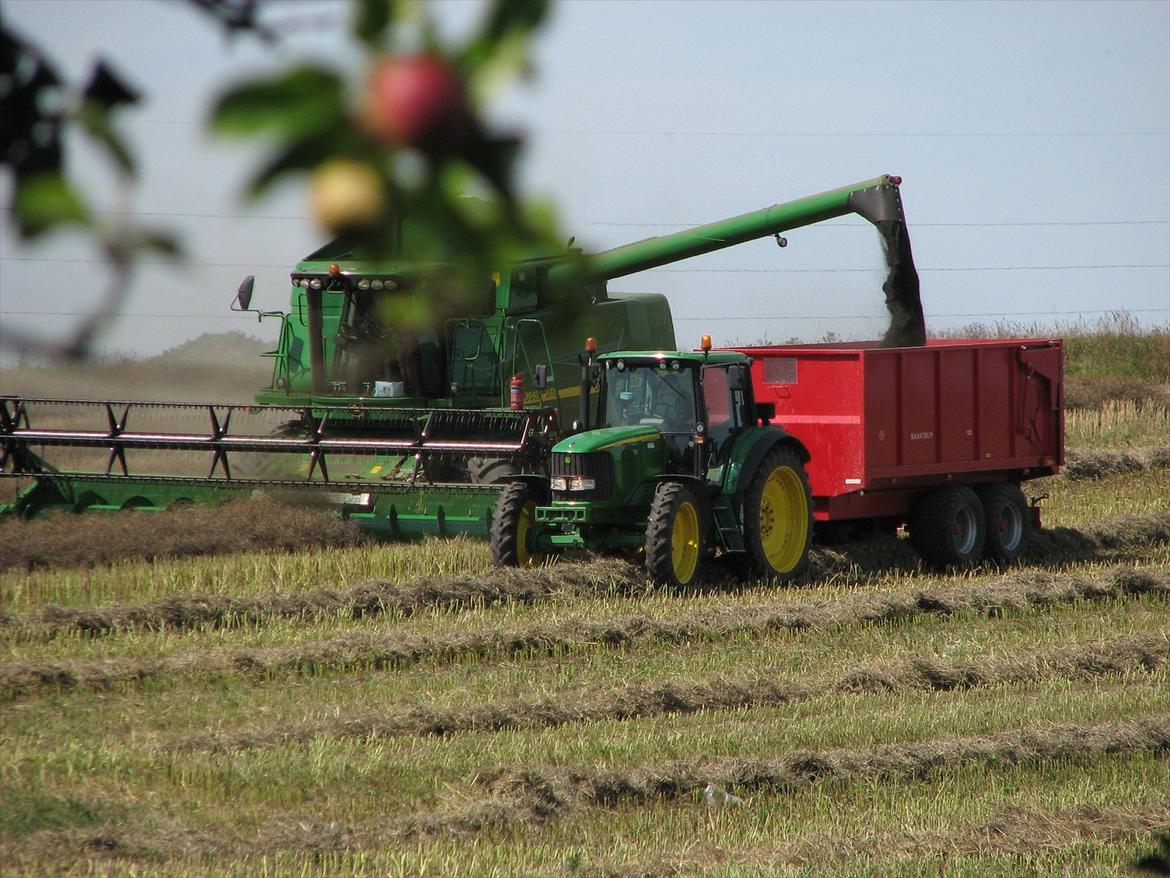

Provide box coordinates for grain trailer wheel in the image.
[977,483,1030,564]
[909,485,986,568]
[741,447,813,582]
[490,480,549,567]
[645,481,705,587]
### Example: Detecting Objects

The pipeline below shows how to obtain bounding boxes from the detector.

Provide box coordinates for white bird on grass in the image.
[703,782,744,807]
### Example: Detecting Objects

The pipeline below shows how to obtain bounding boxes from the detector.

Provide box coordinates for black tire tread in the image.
[645,482,704,587]
[909,485,986,568]
[977,483,1030,564]
[490,480,546,566]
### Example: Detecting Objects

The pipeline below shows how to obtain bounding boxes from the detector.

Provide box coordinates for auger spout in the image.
[566,174,907,283]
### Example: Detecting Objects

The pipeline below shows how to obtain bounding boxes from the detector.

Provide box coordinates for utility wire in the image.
[4,307,1167,321]
[3,256,1167,272]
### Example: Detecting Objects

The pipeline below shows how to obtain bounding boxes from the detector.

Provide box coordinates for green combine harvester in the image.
[1,175,912,546]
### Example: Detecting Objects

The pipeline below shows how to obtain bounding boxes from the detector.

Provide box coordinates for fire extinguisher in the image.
[509,373,524,410]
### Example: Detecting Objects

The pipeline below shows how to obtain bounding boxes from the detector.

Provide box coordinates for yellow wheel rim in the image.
[758,467,809,573]
[516,500,545,566]
[671,500,701,584]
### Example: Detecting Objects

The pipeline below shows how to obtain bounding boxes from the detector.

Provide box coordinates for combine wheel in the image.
[645,481,705,587]
[490,480,548,567]
[741,447,813,582]
[909,485,985,568]
[977,483,1030,565]
[468,456,519,485]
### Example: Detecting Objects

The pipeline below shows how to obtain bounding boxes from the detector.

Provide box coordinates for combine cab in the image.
[2,175,923,539]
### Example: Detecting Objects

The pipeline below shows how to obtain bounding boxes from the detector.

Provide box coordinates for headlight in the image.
[568,477,596,491]
[309,279,323,290]
[550,476,567,491]
[371,279,385,291]
[357,278,370,291]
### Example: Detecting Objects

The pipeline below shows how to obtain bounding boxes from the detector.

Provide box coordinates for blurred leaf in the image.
[12,173,90,238]
[132,230,184,259]
[462,0,549,74]
[82,60,139,109]
[245,133,351,199]
[77,103,135,176]
[354,0,400,47]
[211,66,346,140]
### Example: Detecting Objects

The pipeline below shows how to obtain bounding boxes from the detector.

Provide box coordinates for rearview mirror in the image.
[534,363,550,390]
[728,366,746,392]
[234,275,255,311]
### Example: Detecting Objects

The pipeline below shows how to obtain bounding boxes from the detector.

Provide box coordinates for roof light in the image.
[889,175,902,185]
[329,263,341,276]
[357,278,370,290]
[370,279,384,291]
[309,279,323,290]
[584,337,597,354]
[701,334,712,352]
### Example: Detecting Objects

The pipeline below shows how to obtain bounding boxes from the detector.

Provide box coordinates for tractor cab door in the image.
[700,363,750,481]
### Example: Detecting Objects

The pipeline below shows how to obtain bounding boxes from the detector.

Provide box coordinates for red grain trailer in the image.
[729,338,1064,566]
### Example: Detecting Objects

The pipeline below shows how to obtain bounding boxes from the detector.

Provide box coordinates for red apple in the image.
[362,55,467,149]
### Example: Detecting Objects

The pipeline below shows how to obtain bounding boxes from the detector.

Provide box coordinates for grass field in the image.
[1,329,1169,876]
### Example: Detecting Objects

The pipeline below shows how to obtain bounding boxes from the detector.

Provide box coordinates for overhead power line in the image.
[3,307,1166,322]
[539,129,1170,138]
[3,256,1167,272]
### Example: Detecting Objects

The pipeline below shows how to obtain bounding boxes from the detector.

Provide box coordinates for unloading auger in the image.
[0,175,921,539]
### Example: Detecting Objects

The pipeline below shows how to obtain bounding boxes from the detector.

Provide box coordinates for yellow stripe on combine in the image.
[595,433,658,450]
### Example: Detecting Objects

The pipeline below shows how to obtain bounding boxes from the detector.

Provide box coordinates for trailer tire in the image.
[645,481,705,588]
[909,486,986,568]
[977,483,1030,565]
[741,447,813,582]
[490,480,548,567]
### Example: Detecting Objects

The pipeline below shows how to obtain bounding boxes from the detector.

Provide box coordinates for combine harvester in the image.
[1,174,1063,580]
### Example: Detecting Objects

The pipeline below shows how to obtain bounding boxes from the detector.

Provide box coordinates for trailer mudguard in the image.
[721,427,811,499]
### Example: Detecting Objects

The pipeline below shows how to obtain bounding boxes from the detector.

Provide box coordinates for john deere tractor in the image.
[489,338,813,585]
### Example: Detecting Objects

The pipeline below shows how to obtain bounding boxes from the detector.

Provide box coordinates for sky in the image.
[1,0,1168,360]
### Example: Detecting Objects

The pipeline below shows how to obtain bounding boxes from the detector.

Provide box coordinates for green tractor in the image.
[489,341,813,586]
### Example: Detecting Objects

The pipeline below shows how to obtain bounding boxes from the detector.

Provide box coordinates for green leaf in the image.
[131,230,183,259]
[244,134,344,200]
[354,0,399,47]
[12,173,90,239]
[210,66,346,140]
[462,0,549,73]
[77,103,135,176]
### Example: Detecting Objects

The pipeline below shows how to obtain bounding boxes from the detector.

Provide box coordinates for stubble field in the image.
[1,327,1168,876]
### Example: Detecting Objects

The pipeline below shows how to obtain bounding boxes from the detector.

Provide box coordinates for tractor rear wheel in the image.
[490,480,548,567]
[977,483,1030,564]
[645,481,705,587]
[741,447,813,582]
[909,485,985,568]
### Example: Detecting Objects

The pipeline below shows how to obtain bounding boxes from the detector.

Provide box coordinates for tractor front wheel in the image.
[645,482,705,587]
[909,485,986,568]
[741,447,813,582]
[490,480,548,567]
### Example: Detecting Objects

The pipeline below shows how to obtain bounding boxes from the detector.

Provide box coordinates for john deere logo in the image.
[564,456,572,465]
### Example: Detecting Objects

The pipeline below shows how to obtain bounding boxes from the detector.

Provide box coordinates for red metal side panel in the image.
[744,349,864,501]
[729,339,1063,521]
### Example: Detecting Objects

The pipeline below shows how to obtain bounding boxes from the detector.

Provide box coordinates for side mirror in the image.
[755,401,776,425]
[728,366,747,392]
[234,275,255,311]
[533,363,550,390]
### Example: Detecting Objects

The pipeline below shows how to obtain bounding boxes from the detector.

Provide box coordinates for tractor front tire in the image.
[490,480,548,567]
[741,447,813,582]
[909,485,986,568]
[645,482,705,588]
[977,483,1030,565]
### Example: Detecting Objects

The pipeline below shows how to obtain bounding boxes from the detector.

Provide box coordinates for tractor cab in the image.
[595,348,756,483]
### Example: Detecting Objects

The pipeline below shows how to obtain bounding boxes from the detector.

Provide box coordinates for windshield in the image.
[601,362,698,433]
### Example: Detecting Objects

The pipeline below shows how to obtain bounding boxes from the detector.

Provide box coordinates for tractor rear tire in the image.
[490,480,549,567]
[977,483,1030,565]
[645,482,705,588]
[909,485,986,568]
[741,447,813,582]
